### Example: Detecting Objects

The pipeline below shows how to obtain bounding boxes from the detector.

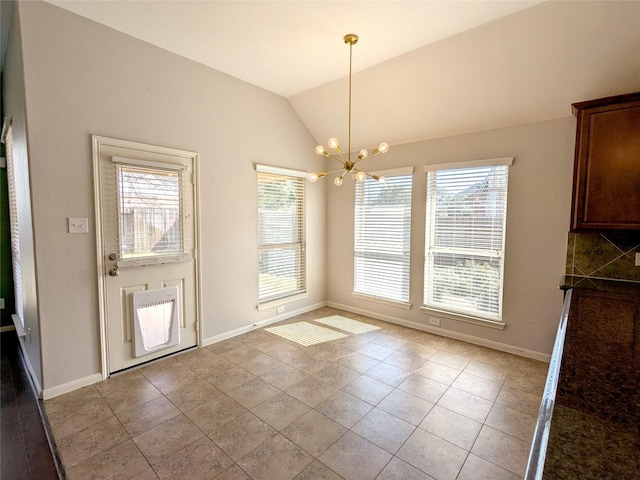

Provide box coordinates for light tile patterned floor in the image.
[44,307,547,480]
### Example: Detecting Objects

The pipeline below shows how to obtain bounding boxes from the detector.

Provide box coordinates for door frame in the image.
[92,135,202,379]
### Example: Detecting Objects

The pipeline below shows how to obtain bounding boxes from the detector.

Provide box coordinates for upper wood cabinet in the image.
[570,92,640,232]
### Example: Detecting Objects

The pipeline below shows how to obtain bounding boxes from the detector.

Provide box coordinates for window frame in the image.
[3,124,25,331]
[108,156,194,268]
[353,166,414,308]
[422,157,512,325]
[256,164,307,309]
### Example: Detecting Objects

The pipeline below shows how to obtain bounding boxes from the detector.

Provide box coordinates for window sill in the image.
[352,292,412,310]
[420,306,505,330]
[257,292,308,311]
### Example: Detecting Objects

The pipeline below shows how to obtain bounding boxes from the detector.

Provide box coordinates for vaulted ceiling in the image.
[8,1,640,150]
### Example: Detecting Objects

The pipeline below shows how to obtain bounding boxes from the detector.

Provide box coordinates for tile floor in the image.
[44,307,547,480]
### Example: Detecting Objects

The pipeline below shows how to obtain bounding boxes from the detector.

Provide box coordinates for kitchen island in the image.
[526,277,640,479]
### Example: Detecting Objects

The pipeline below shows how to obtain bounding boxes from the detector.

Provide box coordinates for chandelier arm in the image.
[328,154,346,165]
[352,167,381,181]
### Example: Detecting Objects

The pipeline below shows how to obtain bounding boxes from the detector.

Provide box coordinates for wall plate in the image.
[68,217,88,234]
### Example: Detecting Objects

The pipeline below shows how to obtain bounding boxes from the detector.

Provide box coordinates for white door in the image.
[93,136,199,374]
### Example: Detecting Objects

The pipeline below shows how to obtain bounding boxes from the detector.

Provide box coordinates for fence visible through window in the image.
[115,164,184,258]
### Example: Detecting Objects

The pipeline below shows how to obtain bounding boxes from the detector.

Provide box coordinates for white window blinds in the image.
[4,126,24,326]
[114,163,187,258]
[354,169,413,305]
[424,159,511,322]
[257,166,306,304]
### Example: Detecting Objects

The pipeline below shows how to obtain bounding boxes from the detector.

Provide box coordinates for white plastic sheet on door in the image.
[132,286,180,357]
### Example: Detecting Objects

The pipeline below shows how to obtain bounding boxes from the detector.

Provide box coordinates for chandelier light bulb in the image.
[308,172,319,182]
[328,138,339,149]
[334,176,344,186]
[356,171,367,182]
[378,142,390,154]
[359,149,369,158]
[315,145,325,155]
[378,176,386,184]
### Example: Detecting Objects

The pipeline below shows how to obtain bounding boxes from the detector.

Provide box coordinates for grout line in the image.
[42,308,543,480]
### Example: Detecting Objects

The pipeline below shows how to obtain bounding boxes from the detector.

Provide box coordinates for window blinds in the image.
[424,162,510,321]
[257,168,306,304]
[354,171,413,304]
[114,164,186,258]
[4,127,24,326]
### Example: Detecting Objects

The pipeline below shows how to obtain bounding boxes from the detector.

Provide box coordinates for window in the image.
[115,164,184,258]
[257,165,306,305]
[424,158,512,322]
[3,125,24,327]
[354,168,413,305]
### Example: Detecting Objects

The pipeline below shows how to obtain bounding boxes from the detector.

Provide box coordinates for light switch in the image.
[68,217,89,234]
[636,252,640,267]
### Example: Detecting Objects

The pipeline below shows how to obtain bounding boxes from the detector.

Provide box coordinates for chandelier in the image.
[308,34,390,186]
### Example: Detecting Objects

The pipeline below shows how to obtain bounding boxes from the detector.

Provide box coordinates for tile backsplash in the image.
[566,232,640,283]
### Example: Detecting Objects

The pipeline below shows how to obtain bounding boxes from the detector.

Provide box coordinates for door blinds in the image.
[102,156,194,265]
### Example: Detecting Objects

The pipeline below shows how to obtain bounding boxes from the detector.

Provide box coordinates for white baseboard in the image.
[327,301,551,363]
[41,373,104,400]
[203,301,327,347]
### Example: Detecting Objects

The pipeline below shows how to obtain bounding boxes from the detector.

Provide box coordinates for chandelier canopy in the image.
[308,34,390,186]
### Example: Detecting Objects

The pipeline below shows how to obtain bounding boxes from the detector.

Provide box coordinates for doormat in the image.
[265,321,348,346]
[314,315,382,335]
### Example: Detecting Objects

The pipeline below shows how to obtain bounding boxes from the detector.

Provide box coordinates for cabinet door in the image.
[570,93,640,231]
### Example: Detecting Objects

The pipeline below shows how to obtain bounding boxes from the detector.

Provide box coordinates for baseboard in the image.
[41,373,104,400]
[327,301,551,363]
[203,301,327,347]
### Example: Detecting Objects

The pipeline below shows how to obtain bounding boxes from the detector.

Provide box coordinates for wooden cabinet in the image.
[570,92,640,231]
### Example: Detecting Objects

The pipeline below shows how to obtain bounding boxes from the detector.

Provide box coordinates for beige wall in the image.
[326,118,576,357]
[4,0,638,395]
[8,1,325,394]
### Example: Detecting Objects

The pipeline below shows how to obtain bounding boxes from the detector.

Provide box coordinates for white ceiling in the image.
[46,0,542,97]
[12,2,640,151]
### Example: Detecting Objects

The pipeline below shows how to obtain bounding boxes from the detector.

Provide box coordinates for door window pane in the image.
[116,165,183,258]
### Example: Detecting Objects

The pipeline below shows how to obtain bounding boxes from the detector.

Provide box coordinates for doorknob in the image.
[108,266,119,277]
[109,253,117,260]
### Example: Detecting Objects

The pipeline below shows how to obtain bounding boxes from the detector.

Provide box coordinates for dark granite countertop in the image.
[561,274,640,295]
[541,286,640,479]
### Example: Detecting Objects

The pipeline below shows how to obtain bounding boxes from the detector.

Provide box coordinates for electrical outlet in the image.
[277,306,284,314]
[429,317,441,326]
[636,252,640,267]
